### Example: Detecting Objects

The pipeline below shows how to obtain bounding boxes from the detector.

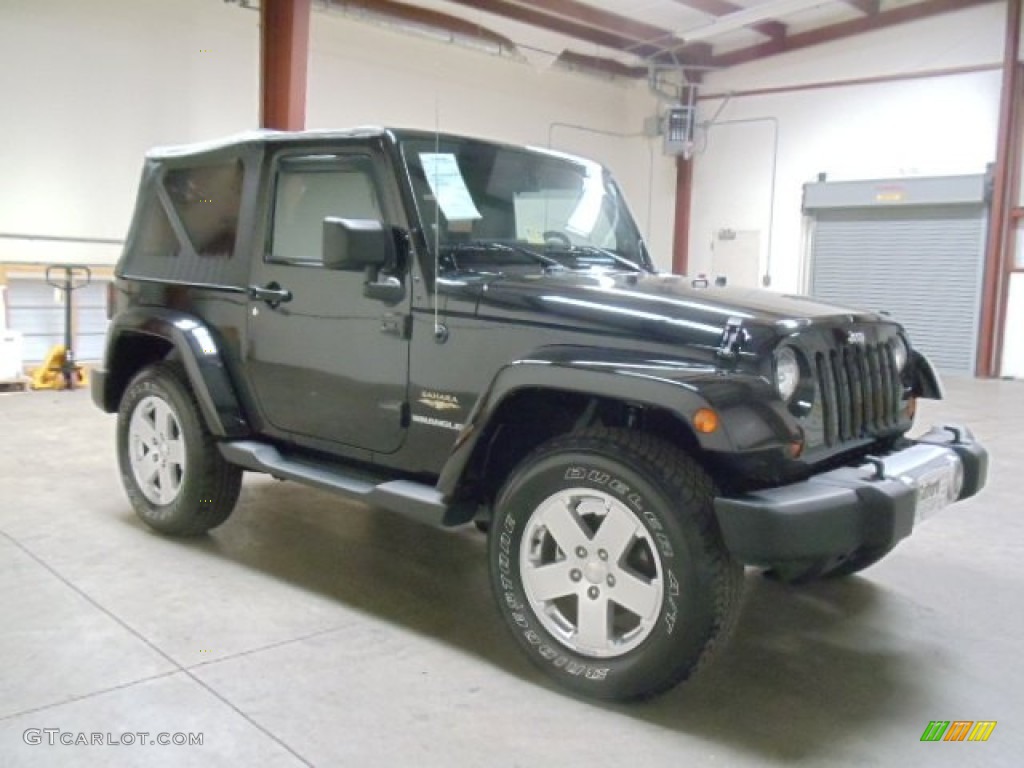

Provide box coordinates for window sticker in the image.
[419,153,482,221]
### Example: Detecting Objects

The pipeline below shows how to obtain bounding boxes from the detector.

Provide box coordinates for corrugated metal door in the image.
[5,280,62,364]
[75,282,108,362]
[809,206,986,373]
[4,278,109,364]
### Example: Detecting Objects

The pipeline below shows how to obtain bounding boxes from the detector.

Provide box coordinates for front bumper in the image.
[714,425,988,566]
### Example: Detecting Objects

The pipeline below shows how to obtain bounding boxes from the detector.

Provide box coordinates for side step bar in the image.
[219,441,469,526]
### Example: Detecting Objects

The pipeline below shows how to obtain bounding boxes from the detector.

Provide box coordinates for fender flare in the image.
[101,307,249,437]
[437,346,799,498]
[909,349,943,400]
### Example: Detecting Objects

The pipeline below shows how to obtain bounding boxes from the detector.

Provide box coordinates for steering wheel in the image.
[542,230,573,248]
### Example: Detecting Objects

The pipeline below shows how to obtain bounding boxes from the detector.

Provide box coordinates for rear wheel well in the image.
[106,333,175,411]
[460,389,704,517]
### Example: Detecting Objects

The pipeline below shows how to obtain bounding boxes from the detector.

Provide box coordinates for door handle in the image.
[248,282,292,308]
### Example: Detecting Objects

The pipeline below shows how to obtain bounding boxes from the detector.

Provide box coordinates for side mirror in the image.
[322,217,394,271]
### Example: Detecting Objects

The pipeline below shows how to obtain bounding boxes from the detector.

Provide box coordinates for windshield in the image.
[400,137,651,272]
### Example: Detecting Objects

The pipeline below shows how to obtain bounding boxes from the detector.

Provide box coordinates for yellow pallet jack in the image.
[31,265,91,391]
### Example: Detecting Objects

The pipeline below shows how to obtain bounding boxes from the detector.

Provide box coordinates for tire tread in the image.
[119,361,241,536]
[501,426,743,700]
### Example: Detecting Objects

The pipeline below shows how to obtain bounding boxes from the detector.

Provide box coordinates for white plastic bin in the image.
[0,330,24,382]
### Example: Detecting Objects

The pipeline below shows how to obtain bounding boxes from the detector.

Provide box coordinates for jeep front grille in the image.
[815,342,901,447]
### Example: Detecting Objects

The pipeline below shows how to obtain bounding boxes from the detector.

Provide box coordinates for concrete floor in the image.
[0,377,1021,767]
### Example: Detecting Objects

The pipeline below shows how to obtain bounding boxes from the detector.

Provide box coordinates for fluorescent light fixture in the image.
[678,0,829,42]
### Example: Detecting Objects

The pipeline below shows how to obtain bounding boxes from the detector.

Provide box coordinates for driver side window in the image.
[270,155,383,265]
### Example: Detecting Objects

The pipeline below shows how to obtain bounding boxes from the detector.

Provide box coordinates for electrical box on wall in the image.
[663,106,693,157]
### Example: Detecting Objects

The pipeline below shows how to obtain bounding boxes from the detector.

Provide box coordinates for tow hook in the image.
[943,425,964,444]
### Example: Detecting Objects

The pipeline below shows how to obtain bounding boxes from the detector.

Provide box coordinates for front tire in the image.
[489,428,743,701]
[117,362,242,536]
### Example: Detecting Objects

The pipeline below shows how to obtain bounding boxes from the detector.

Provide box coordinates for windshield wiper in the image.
[442,241,565,270]
[548,244,646,273]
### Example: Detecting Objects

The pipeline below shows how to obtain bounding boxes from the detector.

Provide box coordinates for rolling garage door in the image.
[74,281,109,362]
[805,175,987,374]
[4,276,109,364]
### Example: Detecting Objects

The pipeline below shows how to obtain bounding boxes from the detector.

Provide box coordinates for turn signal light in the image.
[693,408,719,434]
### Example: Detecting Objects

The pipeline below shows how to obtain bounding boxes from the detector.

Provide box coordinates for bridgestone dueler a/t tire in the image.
[489,428,743,701]
[117,362,242,536]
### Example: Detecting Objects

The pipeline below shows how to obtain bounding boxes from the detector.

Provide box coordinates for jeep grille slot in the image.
[816,341,901,447]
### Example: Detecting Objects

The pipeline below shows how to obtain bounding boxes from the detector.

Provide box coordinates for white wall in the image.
[305,11,677,265]
[0,0,259,265]
[1004,273,1024,378]
[689,3,1004,293]
[0,1,678,269]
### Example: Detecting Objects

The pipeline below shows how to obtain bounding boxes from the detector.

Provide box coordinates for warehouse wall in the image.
[1005,274,1024,377]
[0,0,675,270]
[0,0,259,265]
[689,2,1004,294]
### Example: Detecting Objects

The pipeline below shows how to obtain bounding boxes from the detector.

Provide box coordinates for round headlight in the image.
[891,336,909,372]
[774,346,800,401]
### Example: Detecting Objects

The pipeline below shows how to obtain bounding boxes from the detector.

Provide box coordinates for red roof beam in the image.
[710,0,1000,69]
[334,0,517,49]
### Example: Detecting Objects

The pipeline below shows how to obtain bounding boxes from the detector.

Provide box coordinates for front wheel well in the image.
[459,389,705,515]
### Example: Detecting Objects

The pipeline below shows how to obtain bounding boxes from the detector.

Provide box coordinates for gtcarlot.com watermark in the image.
[23,729,203,747]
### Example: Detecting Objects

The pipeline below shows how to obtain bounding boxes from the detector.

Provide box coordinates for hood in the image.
[467,270,884,351]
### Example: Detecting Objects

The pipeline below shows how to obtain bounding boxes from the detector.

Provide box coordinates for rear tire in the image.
[489,428,743,701]
[117,362,242,536]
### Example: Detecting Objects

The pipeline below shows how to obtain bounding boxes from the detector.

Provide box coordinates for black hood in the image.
[467,270,884,351]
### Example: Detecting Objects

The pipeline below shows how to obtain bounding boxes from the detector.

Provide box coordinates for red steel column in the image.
[261,0,312,130]
[977,0,1022,376]
[672,155,694,275]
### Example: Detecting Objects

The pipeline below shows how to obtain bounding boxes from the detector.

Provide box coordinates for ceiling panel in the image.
[311,0,1000,79]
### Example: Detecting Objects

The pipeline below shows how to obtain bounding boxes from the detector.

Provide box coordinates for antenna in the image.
[433,96,442,339]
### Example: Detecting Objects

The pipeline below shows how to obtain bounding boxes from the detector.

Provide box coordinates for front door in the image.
[246,148,409,454]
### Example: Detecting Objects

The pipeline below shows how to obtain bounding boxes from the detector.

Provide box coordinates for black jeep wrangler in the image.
[93,128,987,700]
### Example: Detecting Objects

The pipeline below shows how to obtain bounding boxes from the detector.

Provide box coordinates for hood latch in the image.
[717,317,748,362]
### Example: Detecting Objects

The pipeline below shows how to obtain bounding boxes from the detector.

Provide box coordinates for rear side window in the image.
[270,155,383,265]
[119,156,250,287]
[164,161,243,257]
[134,195,178,260]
